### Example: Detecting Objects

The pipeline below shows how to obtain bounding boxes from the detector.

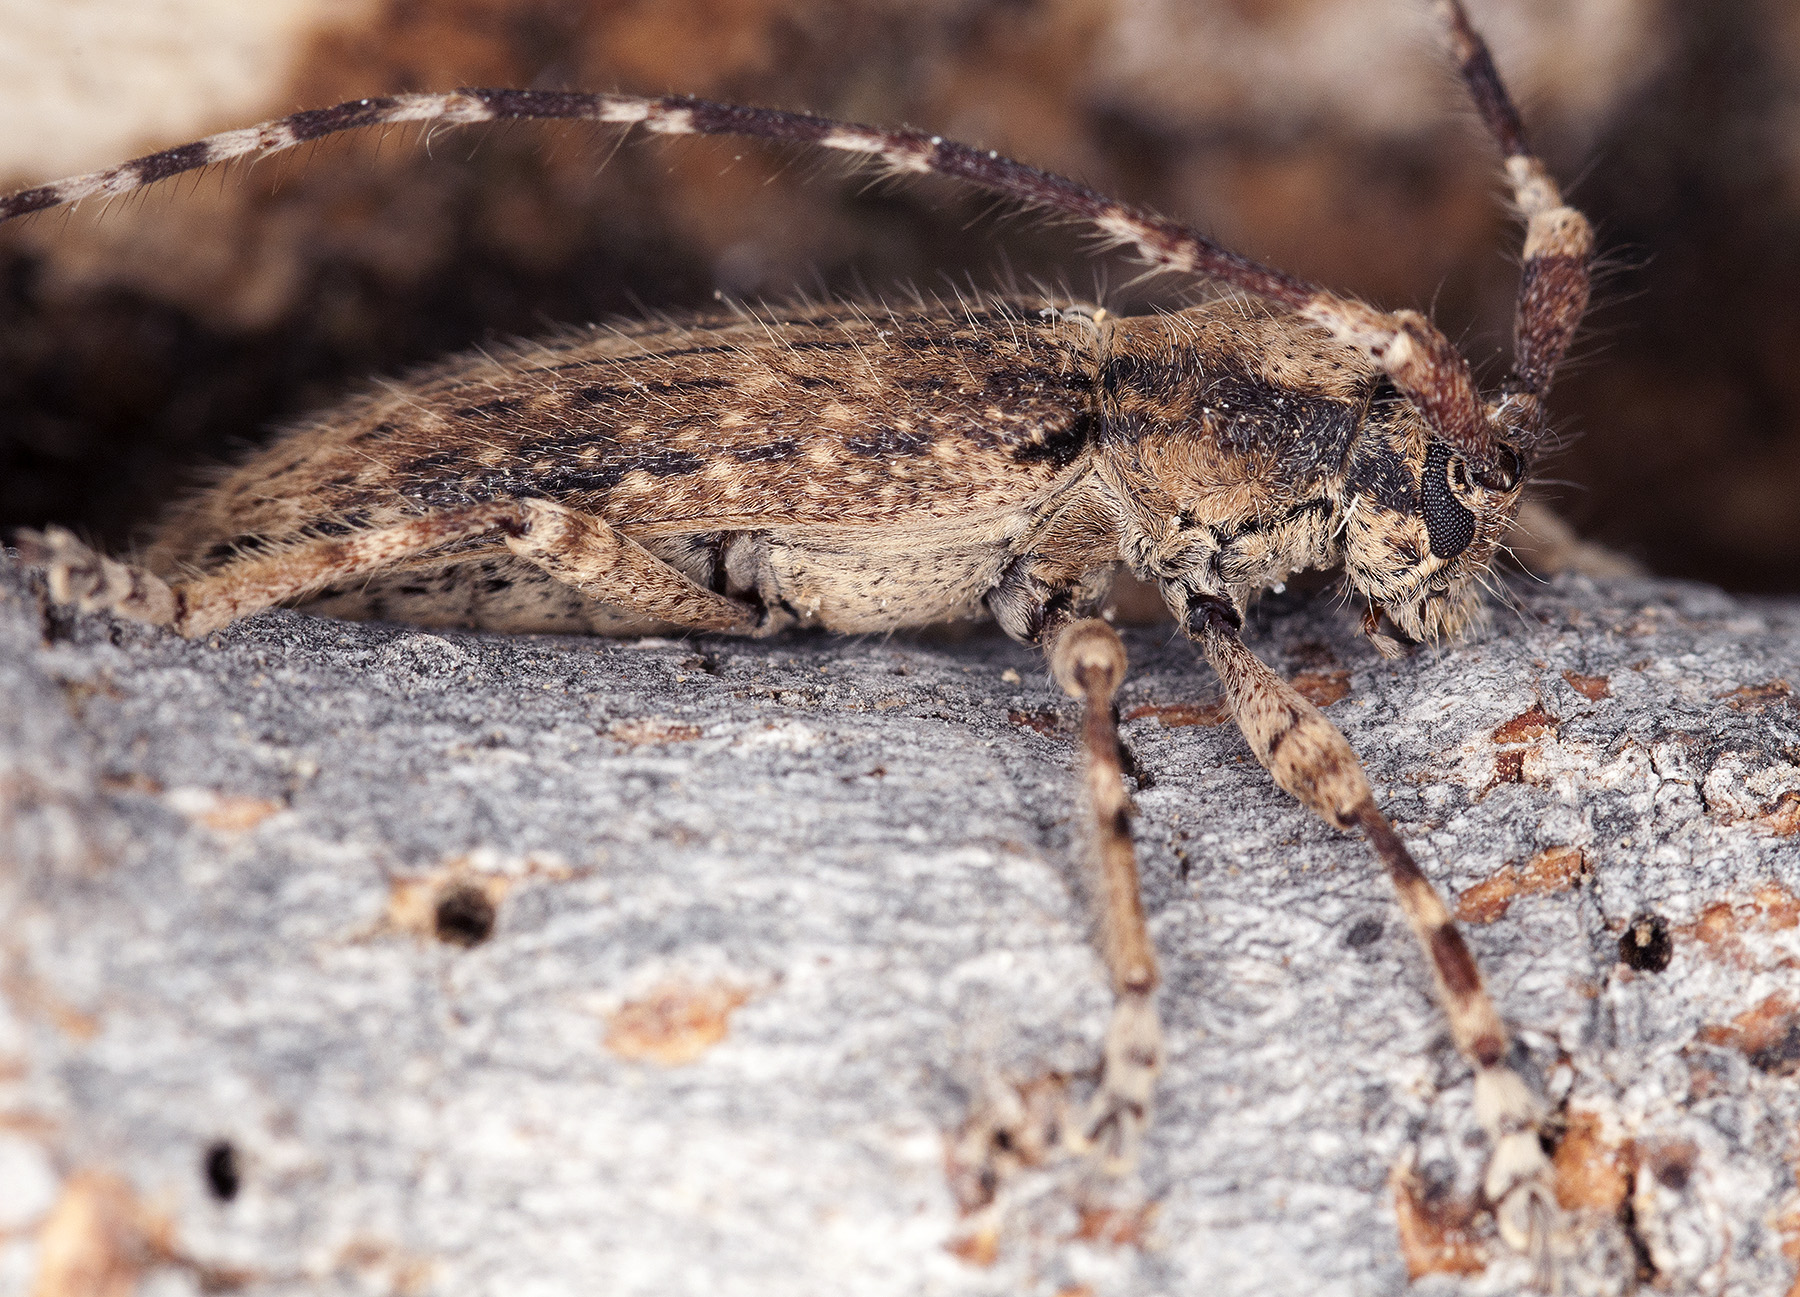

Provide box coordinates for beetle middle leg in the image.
[20,498,764,638]
[1043,613,1162,1169]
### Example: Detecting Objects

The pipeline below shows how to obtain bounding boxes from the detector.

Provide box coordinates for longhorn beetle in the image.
[6,0,1591,1277]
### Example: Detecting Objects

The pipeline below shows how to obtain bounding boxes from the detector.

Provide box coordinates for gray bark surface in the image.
[1,555,1797,1296]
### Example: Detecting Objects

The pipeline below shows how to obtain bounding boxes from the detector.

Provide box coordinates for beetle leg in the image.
[495,498,761,634]
[1042,613,1161,1169]
[19,498,763,638]
[1186,595,1556,1271]
[15,526,180,628]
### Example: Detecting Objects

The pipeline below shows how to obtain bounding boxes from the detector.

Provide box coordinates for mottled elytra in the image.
[4,0,1593,1284]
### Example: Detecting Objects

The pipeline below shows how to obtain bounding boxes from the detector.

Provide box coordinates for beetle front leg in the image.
[1185,594,1557,1274]
[1040,611,1162,1170]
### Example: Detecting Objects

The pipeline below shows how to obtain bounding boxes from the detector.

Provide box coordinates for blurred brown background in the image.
[1,0,1796,592]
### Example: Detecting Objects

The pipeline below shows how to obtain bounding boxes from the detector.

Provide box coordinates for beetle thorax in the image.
[1089,311,1525,641]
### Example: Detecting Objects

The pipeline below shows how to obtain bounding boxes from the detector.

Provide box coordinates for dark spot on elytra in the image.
[845,427,934,457]
[588,342,740,367]
[731,439,802,463]
[349,421,397,445]
[452,397,524,419]
[639,450,706,477]
[1344,916,1384,948]
[1011,411,1092,468]
[397,449,465,477]
[524,465,630,496]
[203,534,267,564]
[780,338,863,353]
[525,448,704,496]
[573,376,732,405]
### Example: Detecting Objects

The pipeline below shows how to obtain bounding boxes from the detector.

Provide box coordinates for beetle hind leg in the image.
[1042,615,1162,1171]
[16,526,179,627]
[20,498,766,639]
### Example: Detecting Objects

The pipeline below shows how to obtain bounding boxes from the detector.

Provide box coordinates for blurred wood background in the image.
[2,0,1796,592]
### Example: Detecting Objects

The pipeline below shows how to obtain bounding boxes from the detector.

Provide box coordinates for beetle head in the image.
[1340,389,1529,642]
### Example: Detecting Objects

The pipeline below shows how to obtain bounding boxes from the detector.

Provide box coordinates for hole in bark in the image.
[1619,913,1672,972]
[203,1140,240,1201]
[434,884,496,946]
[1114,735,1153,789]
[1344,916,1384,948]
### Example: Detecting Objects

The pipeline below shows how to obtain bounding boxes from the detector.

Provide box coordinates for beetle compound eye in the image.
[1475,443,1524,493]
[1422,442,1476,560]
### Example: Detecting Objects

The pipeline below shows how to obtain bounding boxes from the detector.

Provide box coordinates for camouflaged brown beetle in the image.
[4,0,1591,1277]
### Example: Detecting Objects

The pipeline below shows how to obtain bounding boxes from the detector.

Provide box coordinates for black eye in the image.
[1475,443,1523,493]
[1421,442,1476,560]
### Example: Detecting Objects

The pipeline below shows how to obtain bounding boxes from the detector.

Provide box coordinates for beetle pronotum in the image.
[5,0,1592,1278]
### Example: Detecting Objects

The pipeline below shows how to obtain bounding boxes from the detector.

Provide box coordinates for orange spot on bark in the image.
[98,772,162,796]
[1008,708,1064,736]
[1454,846,1589,923]
[604,981,751,1065]
[1561,670,1611,700]
[1699,993,1800,1075]
[197,794,281,833]
[385,871,509,942]
[1684,884,1800,968]
[1123,700,1230,728]
[168,787,282,834]
[945,1227,1000,1266]
[1069,1203,1157,1248]
[1759,791,1800,836]
[3,970,100,1041]
[1292,670,1351,707]
[1717,679,1794,710]
[32,1172,171,1297]
[1480,749,1525,799]
[608,718,703,744]
[1390,1166,1487,1280]
[1492,702,1558,744]
[1777,1200,1800,1297]
[1552,1110,1634,1211]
